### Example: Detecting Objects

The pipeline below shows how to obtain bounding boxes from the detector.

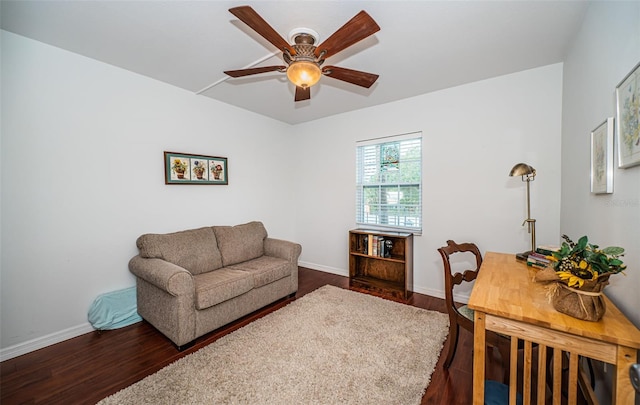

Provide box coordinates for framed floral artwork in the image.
[590,118,614,194]
[164,151,228,185]
[615,61,640,169]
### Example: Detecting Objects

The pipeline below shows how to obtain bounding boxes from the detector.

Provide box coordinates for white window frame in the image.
[356,132,422,234]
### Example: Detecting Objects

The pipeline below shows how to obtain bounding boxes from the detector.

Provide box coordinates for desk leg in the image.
[613,346,637,405]
[473,311,486,405]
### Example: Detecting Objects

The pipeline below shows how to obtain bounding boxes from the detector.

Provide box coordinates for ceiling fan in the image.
[223,6,380,102]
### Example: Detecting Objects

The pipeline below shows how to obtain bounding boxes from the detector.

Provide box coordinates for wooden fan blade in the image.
[224,66,286,78]
[295,86,311,102]
[314,10,380,59]
[322,66,379,88]
[229,6,295,54]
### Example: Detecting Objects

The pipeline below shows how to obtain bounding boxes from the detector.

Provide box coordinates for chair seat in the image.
[459,305,511,340]
[458,304,474,321]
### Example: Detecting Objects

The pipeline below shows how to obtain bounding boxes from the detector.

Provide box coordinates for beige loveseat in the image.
[129,221,301,349]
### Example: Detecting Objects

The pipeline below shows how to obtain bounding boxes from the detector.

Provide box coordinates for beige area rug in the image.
[98,285,449,405]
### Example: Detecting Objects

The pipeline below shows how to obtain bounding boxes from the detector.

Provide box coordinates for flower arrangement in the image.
[549,235,626,288]
[192,160,206,177]
[172,158,188,173]
[211,164,223,179]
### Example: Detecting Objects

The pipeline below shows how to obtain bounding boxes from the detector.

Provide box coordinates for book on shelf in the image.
[361,234,389,258]
[378,237,385,258]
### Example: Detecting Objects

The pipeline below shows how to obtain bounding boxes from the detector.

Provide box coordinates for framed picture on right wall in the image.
[591,118,614,194]
[615,61,640,168]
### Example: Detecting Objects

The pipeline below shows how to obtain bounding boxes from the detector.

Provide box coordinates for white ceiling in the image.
[1,0,589,125]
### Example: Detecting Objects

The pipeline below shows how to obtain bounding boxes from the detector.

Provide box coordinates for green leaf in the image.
[602,246,624,256]
[591,261,608,274]
[576,236,588,250]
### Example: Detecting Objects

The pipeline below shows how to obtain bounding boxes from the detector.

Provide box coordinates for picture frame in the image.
[164,151,228,185]
[615,61,640,169]
[590,118,614,194]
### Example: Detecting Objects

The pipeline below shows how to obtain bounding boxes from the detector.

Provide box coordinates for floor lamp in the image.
[509,163,536,261]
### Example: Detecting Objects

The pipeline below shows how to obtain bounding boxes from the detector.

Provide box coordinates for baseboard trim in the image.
[299,261,348,277]
[1,323,95,362]
[2,267,466,362]
[298,261,464,303]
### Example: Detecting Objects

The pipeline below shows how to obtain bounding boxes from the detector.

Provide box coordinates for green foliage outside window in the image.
[357,136,422,231]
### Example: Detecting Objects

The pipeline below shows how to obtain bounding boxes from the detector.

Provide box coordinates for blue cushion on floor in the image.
[484,380,523,405]
[88,286,142,330]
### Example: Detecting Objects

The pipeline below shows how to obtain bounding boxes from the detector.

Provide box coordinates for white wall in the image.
[293,64,564,300]
[9,3,636,361]
[1,31,296,358]
[560,1,640,328]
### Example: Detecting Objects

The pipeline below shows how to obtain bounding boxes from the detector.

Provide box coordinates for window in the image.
[356,132,422,233]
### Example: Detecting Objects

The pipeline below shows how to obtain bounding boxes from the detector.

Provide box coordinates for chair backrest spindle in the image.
[438,240,483,313]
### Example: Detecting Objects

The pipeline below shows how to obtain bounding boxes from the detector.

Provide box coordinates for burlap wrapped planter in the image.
[536,268,610,322]
[550,275,609,322]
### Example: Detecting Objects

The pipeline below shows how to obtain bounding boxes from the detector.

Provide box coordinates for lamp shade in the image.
[509,163,536,177]
[286,61,322,88]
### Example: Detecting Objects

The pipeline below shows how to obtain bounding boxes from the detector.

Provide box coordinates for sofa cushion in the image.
[136,227,223,275]
[213,221,267,267]
[227,256,291,288]
[193,268,254,310]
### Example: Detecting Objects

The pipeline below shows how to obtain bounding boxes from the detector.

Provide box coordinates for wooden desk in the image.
[468,252,640,405]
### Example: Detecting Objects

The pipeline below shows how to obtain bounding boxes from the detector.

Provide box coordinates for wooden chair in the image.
[438,240,511,375]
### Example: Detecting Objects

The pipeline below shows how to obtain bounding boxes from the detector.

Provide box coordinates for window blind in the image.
[356,132,422,233]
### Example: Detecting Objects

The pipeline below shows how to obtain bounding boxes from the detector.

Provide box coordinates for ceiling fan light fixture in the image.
[225,6,380,101]
[286,61,322,88]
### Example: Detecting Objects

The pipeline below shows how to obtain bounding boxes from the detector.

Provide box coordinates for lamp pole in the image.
[523,176,536,253]
[509,163,537,258]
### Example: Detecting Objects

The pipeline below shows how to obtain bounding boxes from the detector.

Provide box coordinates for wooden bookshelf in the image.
[348,229,413,300]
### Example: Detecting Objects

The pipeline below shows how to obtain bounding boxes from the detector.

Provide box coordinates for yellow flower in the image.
[556,271,585,288]
[573,264,597,281]
[579,260,588,269]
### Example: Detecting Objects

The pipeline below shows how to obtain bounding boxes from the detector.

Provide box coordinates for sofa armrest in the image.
[264,238,302,262]
[128,255,194,296]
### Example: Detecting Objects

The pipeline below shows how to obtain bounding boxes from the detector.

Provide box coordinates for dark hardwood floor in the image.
[1,267,505,405]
